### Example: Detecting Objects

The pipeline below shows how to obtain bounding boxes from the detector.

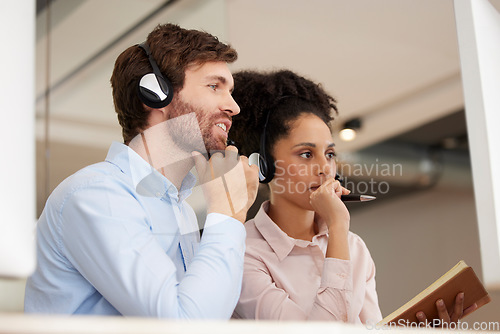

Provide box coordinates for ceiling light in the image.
[339,118,361,142]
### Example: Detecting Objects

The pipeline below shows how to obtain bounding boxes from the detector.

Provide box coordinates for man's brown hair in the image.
[110,23,238,144]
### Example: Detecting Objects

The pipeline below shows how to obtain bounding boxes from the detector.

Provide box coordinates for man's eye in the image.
[208,84,217,90]
[299,152,312,158]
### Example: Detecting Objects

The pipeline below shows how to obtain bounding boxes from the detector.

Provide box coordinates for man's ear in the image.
[161,103,174,119]
[146,105,170,127]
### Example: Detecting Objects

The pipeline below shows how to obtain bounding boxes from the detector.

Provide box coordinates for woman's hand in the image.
[310,178,351,260]
[309,178,351,233]
[416,292,478,327]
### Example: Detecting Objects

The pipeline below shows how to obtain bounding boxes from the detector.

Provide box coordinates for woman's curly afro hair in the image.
[229,69,338,159]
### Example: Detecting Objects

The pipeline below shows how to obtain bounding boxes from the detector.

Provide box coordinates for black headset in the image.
[256,108,275,184]
[256,96,295,183]
[137,42,174,109]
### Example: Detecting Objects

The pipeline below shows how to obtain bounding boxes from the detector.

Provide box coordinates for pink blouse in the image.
[233,201,382,323]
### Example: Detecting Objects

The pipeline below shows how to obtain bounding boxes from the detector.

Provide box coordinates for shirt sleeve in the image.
[359,255,383,324]
[59,180,245,319]
[234,251,353,321]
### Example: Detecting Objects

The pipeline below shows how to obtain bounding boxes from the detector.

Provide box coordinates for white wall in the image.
[0,279,26,312]
[0,0,36,280]
[0,0,35,312]
[455,0,500,289]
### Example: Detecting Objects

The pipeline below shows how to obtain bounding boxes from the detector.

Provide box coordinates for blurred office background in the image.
[1,0,499,323]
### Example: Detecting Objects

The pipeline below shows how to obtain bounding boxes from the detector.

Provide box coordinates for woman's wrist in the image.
[326,218,350,236]
[325,230,350,260]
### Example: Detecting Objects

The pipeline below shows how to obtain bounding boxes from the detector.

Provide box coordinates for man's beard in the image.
[168,97,229,153]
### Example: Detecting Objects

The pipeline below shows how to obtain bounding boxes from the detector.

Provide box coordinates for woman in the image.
[230,69,475,324]
[229,70,382,323]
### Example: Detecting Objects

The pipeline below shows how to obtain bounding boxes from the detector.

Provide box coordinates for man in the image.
[25,23,259,318]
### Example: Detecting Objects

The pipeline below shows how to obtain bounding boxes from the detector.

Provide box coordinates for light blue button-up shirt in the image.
[25,142,246,318]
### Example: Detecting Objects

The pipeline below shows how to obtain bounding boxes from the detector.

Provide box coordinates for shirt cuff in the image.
[202,213,246,253]
[321,258,353,291]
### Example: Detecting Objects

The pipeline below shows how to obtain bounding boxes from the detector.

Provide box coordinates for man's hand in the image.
[192,146,259,223]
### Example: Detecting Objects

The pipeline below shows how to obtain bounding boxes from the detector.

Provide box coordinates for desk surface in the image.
[1,313,494,334]
[0,314,354,334]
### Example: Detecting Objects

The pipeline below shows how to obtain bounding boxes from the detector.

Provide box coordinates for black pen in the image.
[341,194,376,202]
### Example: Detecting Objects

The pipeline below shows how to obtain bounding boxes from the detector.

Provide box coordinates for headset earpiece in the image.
[258,109,275,184]
[248,153,266,182]
[137,42,173,108]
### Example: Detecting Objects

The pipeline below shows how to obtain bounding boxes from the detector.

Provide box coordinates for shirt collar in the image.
[253,201,330,261]
[252,201,296,261]
[177,172,197,201]
[105,141,196,201]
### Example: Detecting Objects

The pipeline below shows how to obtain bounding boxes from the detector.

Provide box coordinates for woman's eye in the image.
[299,152,312,159]
[326,152,337,159]
[208,84,218,90]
